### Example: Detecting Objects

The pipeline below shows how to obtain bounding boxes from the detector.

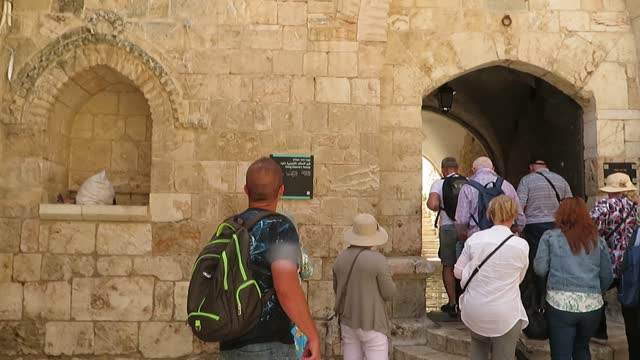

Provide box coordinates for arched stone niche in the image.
[2,24,185,207]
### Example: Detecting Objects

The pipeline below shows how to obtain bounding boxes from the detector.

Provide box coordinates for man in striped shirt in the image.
[516,157,572,261]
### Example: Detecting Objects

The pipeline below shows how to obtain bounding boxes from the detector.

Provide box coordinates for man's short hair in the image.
[472,156,493,170]
[245,157,284,202]
[441,157,458,168]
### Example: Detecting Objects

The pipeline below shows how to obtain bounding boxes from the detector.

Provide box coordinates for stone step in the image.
[423,320,626,360]
[394,345,466,360]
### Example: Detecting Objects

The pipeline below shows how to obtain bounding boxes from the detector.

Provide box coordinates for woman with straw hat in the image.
[590,172,638,344]
[333,214,396,360]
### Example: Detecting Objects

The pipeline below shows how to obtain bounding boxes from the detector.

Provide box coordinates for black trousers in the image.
[594,280,619,339]
[622,305,640,359]
[521,223,555,301]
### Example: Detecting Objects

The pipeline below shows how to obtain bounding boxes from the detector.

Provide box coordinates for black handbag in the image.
[521,274,548,340]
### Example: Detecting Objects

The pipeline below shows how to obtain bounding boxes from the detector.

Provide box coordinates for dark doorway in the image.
[423,66,585,197]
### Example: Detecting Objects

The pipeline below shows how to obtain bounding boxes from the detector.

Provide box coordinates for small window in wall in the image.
[47,66,152,205]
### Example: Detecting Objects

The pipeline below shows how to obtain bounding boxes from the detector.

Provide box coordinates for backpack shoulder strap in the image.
[494,176,505,190]
[466,179,486,193]
[463,234,515,292]
[535,172,561,203]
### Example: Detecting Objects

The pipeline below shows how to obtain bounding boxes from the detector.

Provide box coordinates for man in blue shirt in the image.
[221,157,320,360]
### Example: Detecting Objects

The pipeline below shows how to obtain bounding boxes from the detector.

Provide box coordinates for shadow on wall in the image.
[422,111,489,178]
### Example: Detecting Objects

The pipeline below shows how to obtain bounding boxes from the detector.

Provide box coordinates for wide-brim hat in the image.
[600,172,637,193]
[344,213,388,247]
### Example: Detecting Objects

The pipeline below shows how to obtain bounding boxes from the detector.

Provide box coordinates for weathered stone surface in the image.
[153,281,174,320]
[312,134,360,164]
[328,52,358,77]
[45,321,94,356]
[95,322,138,355]
[315,77,351,104]
[304,52,328,76]
[41,255,95,280]
[13,253,42,282]
[308,280,334,318]
[597,119,626,157]
[0,254,11,282]
[133,256,183,280]
[97,256,132,276]
[48,222,96,254]
[0,282,22,320]
[149,193,192,222]
[23,281,71,320]
[351,79,381,105]
[392,279,427,318]
[96,223,152,255]
[72,277,154,321]
[0,321,44,356]
[20,219,39,252]
[0,219,21,252]
[174,281,189,321]
[587,62,629,109]
[300,225,332,257]
[139,322,194,358]
[152,222,203,256]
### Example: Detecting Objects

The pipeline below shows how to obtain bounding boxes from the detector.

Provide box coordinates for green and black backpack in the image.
[186,211,274,342]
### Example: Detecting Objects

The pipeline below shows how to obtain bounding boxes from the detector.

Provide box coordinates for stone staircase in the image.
[421,210,439,258]
[391,317,630,360]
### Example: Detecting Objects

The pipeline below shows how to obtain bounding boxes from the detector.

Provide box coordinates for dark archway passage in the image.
[423,65,585,198]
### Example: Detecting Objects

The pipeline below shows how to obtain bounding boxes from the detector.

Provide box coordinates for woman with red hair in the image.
[534,198,613,360]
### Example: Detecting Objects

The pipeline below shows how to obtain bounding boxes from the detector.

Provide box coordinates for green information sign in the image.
[270,154,314,200]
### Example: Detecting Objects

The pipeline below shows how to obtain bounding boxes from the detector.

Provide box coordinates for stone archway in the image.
[7,27,183,129]
[0,26,188,211]
[376,24,638,257]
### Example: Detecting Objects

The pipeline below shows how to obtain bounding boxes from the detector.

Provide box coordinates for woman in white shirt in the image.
[455,195,530,360]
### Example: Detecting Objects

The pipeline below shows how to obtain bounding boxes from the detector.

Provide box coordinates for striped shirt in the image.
[517,169,572,224]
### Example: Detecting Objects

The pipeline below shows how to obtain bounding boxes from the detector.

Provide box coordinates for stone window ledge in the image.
[39,204,149,222]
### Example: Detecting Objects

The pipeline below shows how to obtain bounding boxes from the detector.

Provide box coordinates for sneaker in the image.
[440,303,460,318]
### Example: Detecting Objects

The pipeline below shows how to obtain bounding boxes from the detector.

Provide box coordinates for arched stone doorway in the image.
[424,65,586,198]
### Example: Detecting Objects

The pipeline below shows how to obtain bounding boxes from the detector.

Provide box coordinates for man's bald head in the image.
[245,157,284,202]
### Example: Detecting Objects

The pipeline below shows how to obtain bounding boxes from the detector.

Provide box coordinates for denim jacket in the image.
[534,229,613,294]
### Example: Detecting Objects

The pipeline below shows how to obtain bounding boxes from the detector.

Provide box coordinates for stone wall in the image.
[0,0,639,358]
[68,81,152,205]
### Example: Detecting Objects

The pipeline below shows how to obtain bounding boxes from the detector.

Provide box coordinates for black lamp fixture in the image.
[437,84,455,113]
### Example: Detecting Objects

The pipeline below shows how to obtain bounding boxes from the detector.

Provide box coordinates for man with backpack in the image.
[426,157,467,317]
[215,157,320,360]
[455,157,526,241]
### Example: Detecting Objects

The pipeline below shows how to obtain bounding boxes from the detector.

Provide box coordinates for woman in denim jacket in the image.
[534,198,614,360]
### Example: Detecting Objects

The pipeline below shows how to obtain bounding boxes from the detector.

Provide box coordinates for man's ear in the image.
[278,184,285,197]
[244,184,250,196]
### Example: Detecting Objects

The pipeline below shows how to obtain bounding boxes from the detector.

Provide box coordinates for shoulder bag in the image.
[535,172,562,203]
[463,234,515,292]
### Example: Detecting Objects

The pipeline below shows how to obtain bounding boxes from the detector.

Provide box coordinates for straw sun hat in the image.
[343,213,388,247]
[600,172,638,193]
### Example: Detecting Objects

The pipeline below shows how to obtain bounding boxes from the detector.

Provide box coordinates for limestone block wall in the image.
[0,0,639,359]
[68,82,152,204]
[0,213,218,358]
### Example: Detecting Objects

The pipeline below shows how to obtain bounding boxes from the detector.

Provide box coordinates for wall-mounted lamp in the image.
[437,84,455,113]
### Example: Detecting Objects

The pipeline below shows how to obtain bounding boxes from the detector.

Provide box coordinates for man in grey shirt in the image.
[517,157,572,261]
